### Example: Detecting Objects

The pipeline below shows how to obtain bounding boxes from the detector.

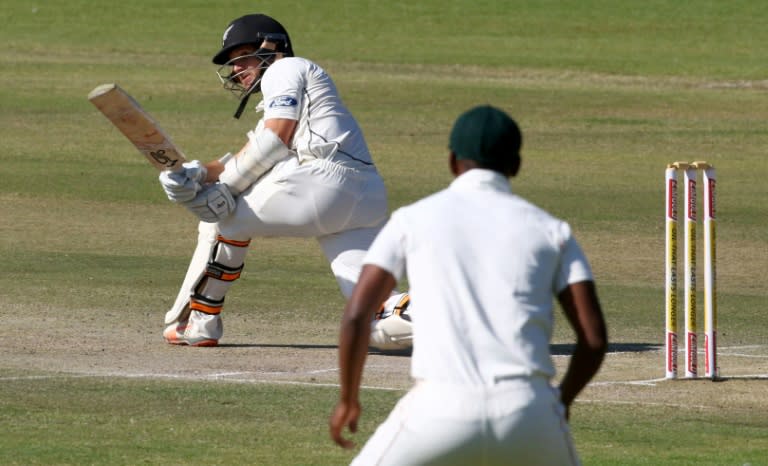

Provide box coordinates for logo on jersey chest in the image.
[269,95,298,108]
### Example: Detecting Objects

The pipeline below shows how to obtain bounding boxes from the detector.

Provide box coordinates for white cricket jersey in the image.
[364,169,593,386]
[257,57,373,166]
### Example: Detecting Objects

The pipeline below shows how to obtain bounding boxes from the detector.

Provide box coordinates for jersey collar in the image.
[450,168,512,194]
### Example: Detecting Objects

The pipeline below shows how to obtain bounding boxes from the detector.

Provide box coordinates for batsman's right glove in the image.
[159,160,208,203]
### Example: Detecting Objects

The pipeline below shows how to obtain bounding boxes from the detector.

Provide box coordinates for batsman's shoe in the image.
[163,321,218,346]
[163,312,222,347]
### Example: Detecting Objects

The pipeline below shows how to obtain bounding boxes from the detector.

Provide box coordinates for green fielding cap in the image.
[449,105,521,167]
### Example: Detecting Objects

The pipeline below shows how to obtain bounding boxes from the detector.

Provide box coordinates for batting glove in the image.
[182,183,236,223]
[159,160,208,203]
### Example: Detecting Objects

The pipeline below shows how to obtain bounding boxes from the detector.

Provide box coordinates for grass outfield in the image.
[1,1,767,465]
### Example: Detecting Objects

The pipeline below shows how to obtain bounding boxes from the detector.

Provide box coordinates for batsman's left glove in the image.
[182,183,236,223]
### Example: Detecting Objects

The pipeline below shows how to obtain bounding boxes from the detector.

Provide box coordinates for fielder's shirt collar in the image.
[450,168,513,194]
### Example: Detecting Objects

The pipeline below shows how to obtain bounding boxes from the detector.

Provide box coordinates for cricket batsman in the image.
[157,13,412,349]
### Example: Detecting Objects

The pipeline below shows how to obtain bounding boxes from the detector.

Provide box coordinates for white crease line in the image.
[722,374,768,379]
[591,374,768,387]
[552,345,768,358]
[718,353,768,359]
[2,373,764,414]
[3,340,766,396]
[591,378,667,386]
[307,368,340,374]
[208,371,296,377]
[0,371,404,392]
[720,345,766,350]
[209,371,260,378]
[7,370,767,388]
[0,374,94,381]
[577,399,710,410]
[107,371,404,391]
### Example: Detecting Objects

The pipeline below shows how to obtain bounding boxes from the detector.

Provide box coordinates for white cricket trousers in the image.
[218,155,389,297]
[167,156,388,322]
[352,377,581,466]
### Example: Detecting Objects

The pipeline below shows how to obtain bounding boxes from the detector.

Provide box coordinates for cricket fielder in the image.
[330,106,608,465]
[158,14,412,348]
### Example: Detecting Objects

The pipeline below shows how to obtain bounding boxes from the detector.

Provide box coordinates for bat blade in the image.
[88,83,186,171]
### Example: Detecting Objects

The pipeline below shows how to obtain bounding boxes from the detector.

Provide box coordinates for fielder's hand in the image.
[329,400,360,449]
[182,183,236,223]
[159,160,208,203]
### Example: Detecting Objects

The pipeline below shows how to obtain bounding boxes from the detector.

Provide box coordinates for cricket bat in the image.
[88,83,186,172]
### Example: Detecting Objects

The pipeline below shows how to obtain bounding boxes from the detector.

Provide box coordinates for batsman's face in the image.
[227,45,264,88]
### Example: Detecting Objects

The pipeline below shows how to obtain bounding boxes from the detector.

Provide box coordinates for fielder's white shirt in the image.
[364,169,593,386]
[257,57,373,166]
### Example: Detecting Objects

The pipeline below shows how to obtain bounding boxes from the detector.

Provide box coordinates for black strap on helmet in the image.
[233,90,253,119]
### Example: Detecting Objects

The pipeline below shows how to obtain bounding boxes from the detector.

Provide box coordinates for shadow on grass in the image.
[214,342,659,358]
[217,342,415,356]
[218,343,338,349]
[551,342,660,356]
[368,347,413,357]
